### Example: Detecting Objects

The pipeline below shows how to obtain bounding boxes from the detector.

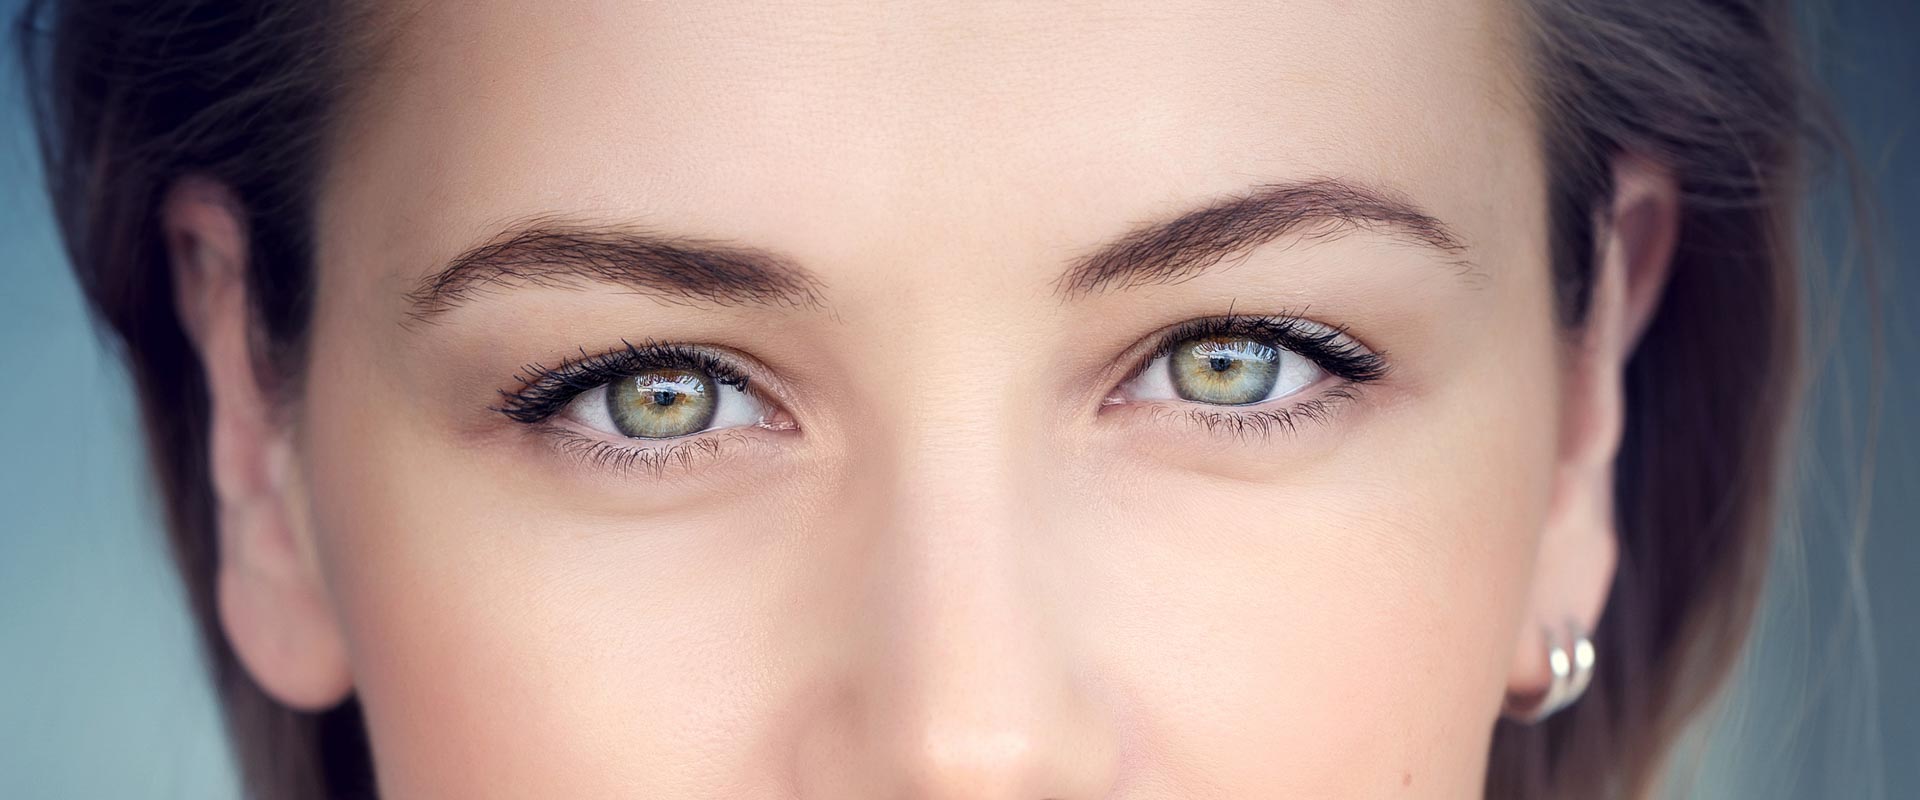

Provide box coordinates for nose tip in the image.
[880,679,1120,800]
[794,496,1122,799]
[794,606,1122,800]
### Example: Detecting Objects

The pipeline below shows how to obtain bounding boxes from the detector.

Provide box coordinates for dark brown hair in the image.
[16,1,1826,797]
[1489,1,1825,796]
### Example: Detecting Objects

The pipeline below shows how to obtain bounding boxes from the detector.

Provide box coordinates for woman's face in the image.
[232,1,1619,796]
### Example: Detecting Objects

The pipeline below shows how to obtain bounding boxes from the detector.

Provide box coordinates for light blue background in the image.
[2,2,1912,798]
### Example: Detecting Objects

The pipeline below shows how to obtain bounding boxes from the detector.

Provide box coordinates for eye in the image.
[565,366,772,440]
[497,341,785,444]
[1113,316,1382,407]
[1121,334,1326,405]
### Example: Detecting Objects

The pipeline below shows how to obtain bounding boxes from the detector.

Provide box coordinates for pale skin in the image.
[162,1,1679,797]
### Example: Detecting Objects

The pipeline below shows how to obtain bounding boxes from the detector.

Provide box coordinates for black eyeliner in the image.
[496,340,749,425]
[1148,314,1389,384]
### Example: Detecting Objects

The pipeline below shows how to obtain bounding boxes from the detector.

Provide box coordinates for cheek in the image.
[302,454,807,795]
[295,343,815,796]
[1075,378,1559,793]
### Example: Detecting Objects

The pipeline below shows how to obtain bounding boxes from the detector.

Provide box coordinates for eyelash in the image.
[547,428,760,475]
[498,340,752,425]
[497,340,771,475]
[1113,312,1388,437]
[1140,388,1359,441]
[1137,313,1387,383]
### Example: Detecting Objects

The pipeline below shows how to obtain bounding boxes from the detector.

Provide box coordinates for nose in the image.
[795,445,1122,799]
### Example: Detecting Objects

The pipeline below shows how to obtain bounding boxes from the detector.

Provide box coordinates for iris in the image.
[1169,336,1280,405]
[607,369,717,438]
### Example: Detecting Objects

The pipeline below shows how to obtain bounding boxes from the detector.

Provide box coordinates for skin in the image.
[163,1,1680,796]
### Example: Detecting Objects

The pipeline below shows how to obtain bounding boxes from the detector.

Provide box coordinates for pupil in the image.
[652,389,678,407]
[1209,355,1233,373]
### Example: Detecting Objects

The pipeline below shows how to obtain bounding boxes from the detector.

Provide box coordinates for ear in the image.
[1505,155,1679,711]
[165,176,353,711]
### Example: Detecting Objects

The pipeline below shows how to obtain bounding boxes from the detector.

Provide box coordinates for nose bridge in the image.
[876,291,1064,768]
[861,270,1056,570]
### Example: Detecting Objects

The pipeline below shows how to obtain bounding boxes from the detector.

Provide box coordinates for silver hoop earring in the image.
[1503,621,1596,724]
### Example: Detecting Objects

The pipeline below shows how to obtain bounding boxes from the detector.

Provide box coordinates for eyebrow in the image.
[1054,178,1475,299]
[405,218,826,321]
[407,179,1469,319]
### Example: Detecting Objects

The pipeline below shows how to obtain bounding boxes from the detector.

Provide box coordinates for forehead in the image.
[322,0,1536,287]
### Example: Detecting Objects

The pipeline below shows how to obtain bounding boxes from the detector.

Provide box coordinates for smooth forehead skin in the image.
[300,1,1563,797]
[326,0,1535,292]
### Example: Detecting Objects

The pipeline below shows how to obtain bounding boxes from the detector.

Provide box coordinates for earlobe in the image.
[163,177,353,712]
[214,452,354,711]
[1504,155,1678,722]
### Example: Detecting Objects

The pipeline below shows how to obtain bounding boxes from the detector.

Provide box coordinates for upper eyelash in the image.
[496,339,752,425]
[1139,313,1389,385]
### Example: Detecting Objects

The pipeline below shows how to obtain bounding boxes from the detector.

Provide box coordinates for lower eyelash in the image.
[1143,387,1359,441]
[546,427,756,477]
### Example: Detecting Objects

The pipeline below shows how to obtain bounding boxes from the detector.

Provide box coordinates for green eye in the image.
[606,368,717,438]
[1169,335,1281,405]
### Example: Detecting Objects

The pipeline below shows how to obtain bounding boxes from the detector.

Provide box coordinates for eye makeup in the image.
[494,311,1389,478]
[1107,312,1389,439]
[496,340,793,476]
[498,340,758,425]
[1137,314,1387,386]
